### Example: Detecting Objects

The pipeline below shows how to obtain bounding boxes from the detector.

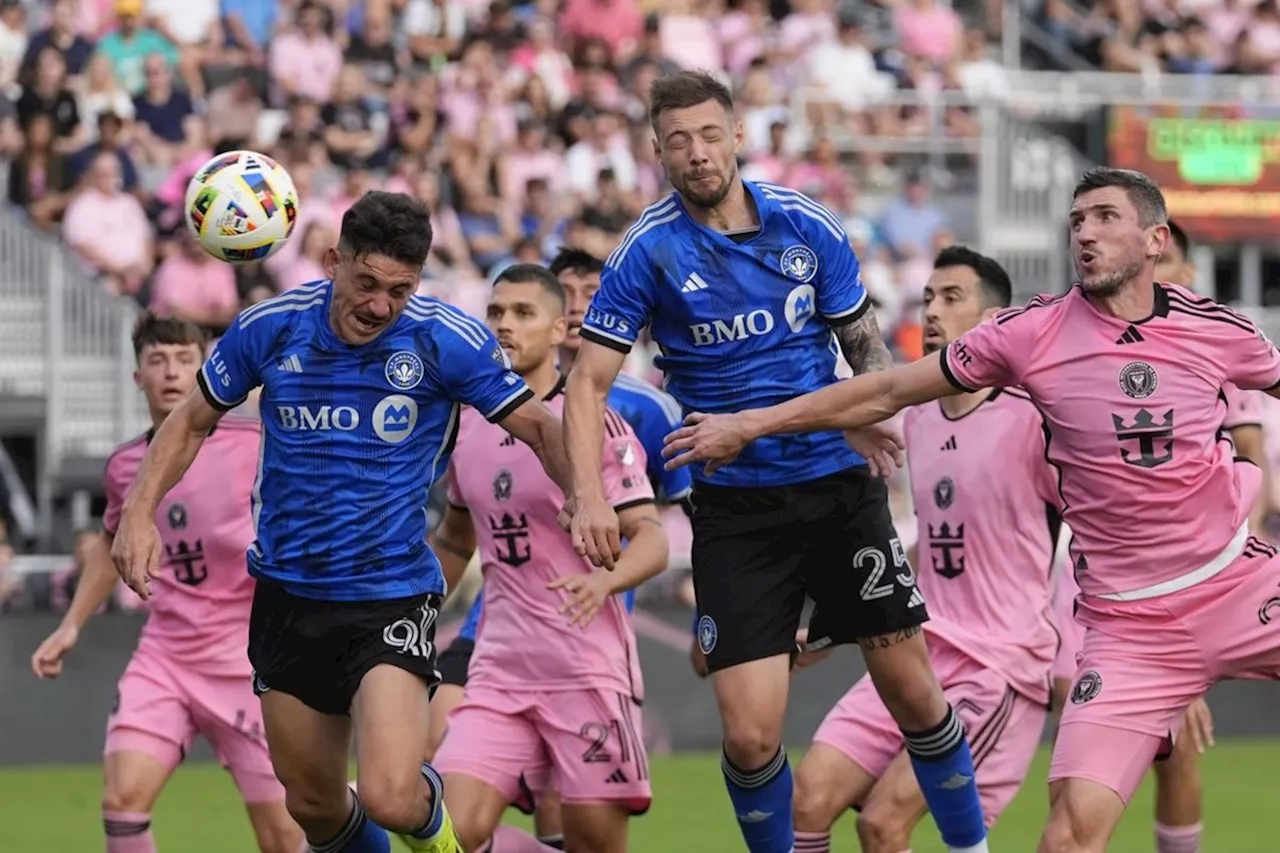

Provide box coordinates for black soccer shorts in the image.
[691,466,928,674]
[248,580,443,716]
[435,636,475,688]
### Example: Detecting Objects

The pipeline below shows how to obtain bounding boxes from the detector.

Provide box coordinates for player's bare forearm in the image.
[742,352,959,439]
[429,505,477,596]
[499,398,573,495]
[565,342,627,501]
[606,508,669,593]
[122,390,221,518]
[62,532,120,630]
[835,311,894,375]
[1232,424,1270,535]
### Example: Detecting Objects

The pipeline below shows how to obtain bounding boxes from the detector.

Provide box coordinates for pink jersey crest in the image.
[904,390,1061,704]
[446,383,653,700]
[942,283,1280,599]
[103,416,261,675]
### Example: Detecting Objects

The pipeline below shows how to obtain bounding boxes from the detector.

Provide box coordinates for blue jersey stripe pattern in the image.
[197,283,533,602]
[580,181,872,489]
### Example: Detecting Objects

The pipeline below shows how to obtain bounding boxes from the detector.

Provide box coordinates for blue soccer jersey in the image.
[197,282,534,602]
[581,181,870,488]
[606,372,693,503]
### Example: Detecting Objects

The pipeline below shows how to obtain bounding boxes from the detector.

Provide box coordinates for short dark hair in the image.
[1072,167,1167,228]
[649,71,734,130]
[548,247,604,279]
[131,311,207,361]
[933,246,1013,309]
[1166,218,1189,258]
[339,191,433,267]
[494,263,565,309]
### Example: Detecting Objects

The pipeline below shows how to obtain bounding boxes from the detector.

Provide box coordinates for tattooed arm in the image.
[835,311,895,376]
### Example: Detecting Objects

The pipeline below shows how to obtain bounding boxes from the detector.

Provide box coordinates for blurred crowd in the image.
[1030,0,1280,74]
[0,0,1011,363]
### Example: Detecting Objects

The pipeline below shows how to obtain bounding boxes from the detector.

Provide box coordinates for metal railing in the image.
[0,208,149,540]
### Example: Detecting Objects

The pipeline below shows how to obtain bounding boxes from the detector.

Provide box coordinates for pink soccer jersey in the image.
[446,382,653,699]
[904,390,1061,705]
[102,416,261,676]
[942,282,1280,599]
[1223,382,1264,431]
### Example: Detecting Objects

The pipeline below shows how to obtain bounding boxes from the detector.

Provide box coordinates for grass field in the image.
[2,742,1278,851]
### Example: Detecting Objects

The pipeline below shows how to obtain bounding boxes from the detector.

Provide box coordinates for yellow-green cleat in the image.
[395,803,461,852]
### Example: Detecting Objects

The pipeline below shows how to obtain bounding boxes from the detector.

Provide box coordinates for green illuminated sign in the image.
[1147,118,1280,185]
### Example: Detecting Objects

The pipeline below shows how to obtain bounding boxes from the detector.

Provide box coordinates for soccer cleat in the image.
[396,801,462,853]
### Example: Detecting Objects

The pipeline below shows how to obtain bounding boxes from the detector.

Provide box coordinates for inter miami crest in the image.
[492,469,513,501]
[1070,670,1103,704]
[1118,361,1158,399]
[166,503,188,531]
[933,477,956,510]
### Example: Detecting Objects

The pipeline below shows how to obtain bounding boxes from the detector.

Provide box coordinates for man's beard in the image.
[1079,258,1143,297]
[677,169,733,209]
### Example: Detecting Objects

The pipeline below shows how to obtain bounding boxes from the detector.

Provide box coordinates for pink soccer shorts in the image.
[813,637,1046,827]
[1052,541,1280,802]
[434,685,651,814]
[105,649,283,804]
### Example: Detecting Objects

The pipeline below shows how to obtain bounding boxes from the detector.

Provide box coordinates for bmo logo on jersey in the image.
[276,405,360,431]
[690,310,775,346]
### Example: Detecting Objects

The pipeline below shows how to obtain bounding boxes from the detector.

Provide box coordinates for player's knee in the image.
[283,786,349,835]
[449,806,495,853]
[358,775,431,834]
[1037,799,1102,853]
[102,773,160,814]
[791,766,844,832]
[855,800,913,853]
[721,714,784,770]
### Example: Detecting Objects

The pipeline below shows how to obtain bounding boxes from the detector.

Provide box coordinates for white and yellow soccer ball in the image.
[184,150,299,263]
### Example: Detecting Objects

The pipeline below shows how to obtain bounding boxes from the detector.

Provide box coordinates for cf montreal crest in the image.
[1118,361,1157,399]
[697,615,718,654]
[386,351,424,390]
[780,245,818,283]
[493,469,513,501]
[933,477,956,510]
[1070,670,1102,704]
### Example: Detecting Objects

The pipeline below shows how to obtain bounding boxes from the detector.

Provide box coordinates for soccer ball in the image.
[184,150,299,263]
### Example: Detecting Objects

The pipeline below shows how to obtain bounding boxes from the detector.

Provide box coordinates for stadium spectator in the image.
[0,0,26,96]
[17,45,82,151]
[65,111,138,194]
[148,231,239,329]
[269,0,343,104]
[20,0,93,83]
[95,0,180,97]
[61,150,152,294]
[131,53,195,166]
[76,52,134,134]
[8,112,67,228]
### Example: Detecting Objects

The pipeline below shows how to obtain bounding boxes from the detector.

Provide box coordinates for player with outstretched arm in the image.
[663,167,1280,853]
[565,70,991,853]
[110,192,573,853]
[32,313,303,853]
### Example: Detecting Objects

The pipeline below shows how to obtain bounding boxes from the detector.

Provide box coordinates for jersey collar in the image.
[146,422,217,444]
[544,375,567,401]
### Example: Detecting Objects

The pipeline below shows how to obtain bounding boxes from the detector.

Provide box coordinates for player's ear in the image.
[733,119,745,154]
[133,369,143,391]
[323,246,340,279]
[551,314,567,347]
[650,134,660,160]
[1148,223,1169,261]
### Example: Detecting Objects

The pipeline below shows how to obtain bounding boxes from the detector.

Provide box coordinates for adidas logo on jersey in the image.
[500,434,516,447]
[1115,325,1145,345]
[277,354,302,373]
[605,769,629,784]
[681,272,710,293]
[906,587,926,609]
[940,436,957,451]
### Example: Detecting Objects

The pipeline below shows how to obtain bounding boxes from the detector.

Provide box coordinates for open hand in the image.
[844,424,906,479]
[547,571,613,628]
[662,412,753,475]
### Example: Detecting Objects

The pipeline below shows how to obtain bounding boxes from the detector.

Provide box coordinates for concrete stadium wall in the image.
[1,608,1278,766]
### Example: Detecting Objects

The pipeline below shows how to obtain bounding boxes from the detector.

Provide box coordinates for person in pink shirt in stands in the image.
[268,0,343,104]
[30,313,301,853]
[894,0,963,65]
[663,167,1280,852]
[431,264,668,853]
[557,0,644,59]
[61,151,153,295]
[149,232,239,329]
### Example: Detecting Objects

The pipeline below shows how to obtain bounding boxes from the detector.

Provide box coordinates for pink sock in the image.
[794,830,831,852]
[104,810,156,853]
[1156,822,1202,853]
[489,825,564,851]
